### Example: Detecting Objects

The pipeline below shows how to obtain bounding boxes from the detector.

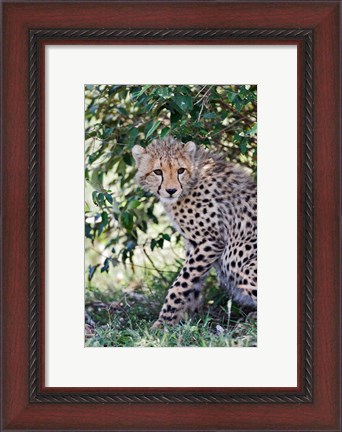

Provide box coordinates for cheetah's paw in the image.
[151,319,163,330]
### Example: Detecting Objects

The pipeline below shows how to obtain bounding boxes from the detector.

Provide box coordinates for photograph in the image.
[84,84,257,347]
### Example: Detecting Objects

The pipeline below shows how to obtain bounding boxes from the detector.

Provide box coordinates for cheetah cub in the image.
[132,137,257,328]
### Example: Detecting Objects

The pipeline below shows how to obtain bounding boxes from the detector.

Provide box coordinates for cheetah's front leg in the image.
[152,241,223,328]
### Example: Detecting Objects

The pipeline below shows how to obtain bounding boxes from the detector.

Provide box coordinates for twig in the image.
[142,246,170,283]
[197,101,205,122]
[194,85,207,98]
[196,85,215,122]
[210,118,243,137]
[195,85,214,106]
[89,247,178,273]
[215,100,256,124]
[169,242,184,260]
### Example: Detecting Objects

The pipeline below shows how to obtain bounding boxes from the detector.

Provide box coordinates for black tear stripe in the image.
[157,172,164,195]
[176,157,183,192]
[177,175,183,192]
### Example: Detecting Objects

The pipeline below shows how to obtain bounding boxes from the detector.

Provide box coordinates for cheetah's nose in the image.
[166,188,177,196]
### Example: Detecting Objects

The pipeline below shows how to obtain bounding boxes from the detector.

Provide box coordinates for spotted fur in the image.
[132,137,257,328]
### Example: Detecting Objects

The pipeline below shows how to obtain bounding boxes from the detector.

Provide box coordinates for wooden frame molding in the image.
[29,28,313,404]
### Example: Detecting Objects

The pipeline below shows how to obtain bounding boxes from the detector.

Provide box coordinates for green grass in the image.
[86,317,257,348]
[85,228,257,348]
[85,279,257,348]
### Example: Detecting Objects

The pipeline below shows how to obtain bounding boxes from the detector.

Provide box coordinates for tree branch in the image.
[215,100,256,125]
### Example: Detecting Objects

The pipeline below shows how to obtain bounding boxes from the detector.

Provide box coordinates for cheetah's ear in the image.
[132,145,146,165]
[184,141,196,158]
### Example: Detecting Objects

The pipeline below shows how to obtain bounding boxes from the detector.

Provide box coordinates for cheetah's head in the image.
[132,137,196,203]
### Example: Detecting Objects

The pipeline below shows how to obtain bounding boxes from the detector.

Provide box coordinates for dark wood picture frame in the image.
[1,2,340,431]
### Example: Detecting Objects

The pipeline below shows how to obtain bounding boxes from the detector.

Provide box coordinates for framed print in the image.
[1,2,340,431]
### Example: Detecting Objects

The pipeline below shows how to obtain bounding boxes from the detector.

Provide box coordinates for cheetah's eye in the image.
[153,169,162,176]
[178,168,186,174]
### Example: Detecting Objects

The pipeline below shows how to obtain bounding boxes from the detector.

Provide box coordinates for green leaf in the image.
[88,151,101,164]
[103,127,114,139]
[239,85,248,96]
[116,159,126,176]
[101,258,110,273]
[240,138,248,154]
[247,123,257,136]
[97,222,104,236]
[150,239,157,251]
[97,192,105,207]
[162,233,171,241]
[160,127,170,139]
[233,133,242,144]
[128,199,141,209]
[203,112,216,119]
[85,130,97,139]
[125,239,137,251]
[144,120,153,134]
[92,191,98,206]
[127,128,139,146]
[105,193,113,204]
[90,168,103,191]
[145,121,161,139]
[234,98,244,112]
[120,211,134,231]
[123,152,133,166]
[88,264,100,281]
[227,91,237,103]
[174,94,193,112]
[134,85,152,98]
[170,111,182,124]
[101,211,108,227]
[85,223,92,240]
[156,87,170,98]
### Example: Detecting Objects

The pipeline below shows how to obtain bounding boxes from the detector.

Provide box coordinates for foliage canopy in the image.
[85,84,257,283]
